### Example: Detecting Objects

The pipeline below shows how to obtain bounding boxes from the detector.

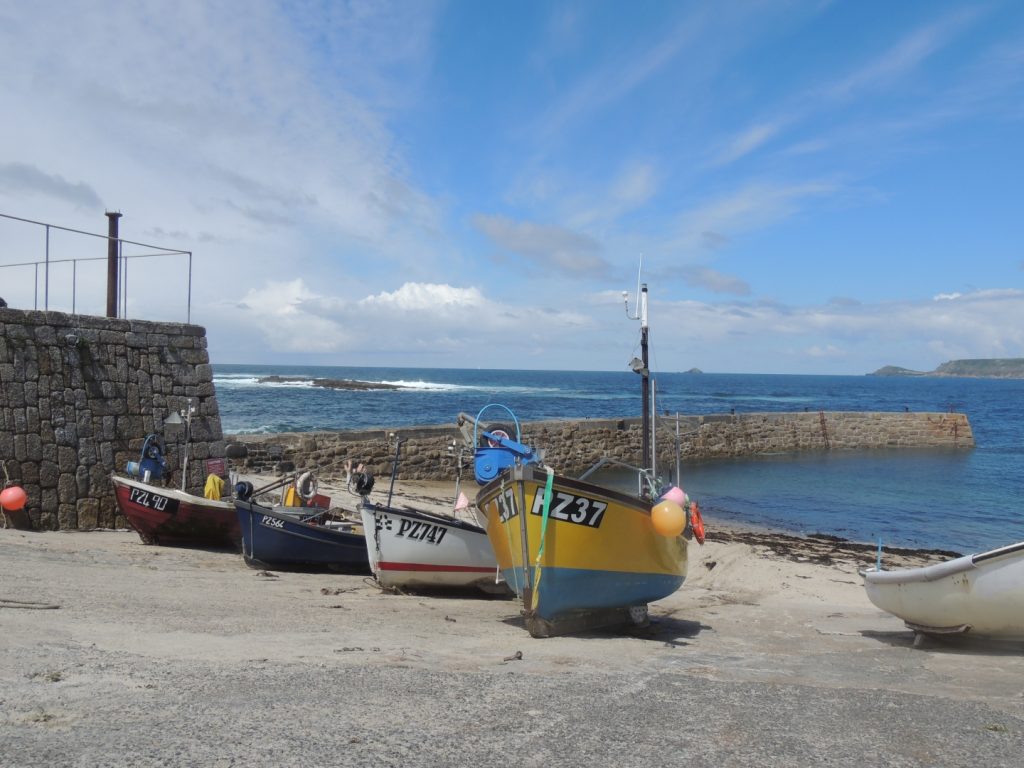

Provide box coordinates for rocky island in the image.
[257,375,404,390]
[871,358,1024,378]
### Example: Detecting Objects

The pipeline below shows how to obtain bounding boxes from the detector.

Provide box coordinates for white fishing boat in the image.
[863,540,1024,641]
[358,501,507,594]
[349,449,508,595]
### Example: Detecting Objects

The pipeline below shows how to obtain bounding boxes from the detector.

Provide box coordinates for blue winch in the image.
[126,434,168,481]
[465,404,539,484]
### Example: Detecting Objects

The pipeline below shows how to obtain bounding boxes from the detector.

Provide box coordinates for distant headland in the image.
[870,358,1024,379]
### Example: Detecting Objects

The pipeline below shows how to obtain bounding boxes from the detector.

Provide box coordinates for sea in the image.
[213,364,1024,556]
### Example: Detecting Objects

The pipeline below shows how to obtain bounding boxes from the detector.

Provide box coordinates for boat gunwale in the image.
[475,463,652,514]
[236,501,364,545]
[111,474,235,510]
[863,539,1024,585]
[361,500,485,533]
[972,539,1024,564]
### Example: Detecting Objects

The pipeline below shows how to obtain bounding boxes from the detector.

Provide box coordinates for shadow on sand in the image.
[498,613,710,645]
[861,629,1024,655]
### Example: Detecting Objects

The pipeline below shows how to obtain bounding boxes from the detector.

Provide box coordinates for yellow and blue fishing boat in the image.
[463,282,703,637]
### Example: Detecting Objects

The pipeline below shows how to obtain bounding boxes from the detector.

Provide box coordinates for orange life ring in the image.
[689,502,706,545]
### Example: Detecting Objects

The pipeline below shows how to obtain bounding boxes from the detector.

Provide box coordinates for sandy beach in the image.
[2,480,1022,767]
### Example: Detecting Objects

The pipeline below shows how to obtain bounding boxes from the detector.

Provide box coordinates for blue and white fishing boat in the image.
[234,497,369,572]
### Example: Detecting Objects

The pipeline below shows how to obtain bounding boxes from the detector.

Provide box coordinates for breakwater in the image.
[228,410,973,484]
[0,304,975,531]
[0,308,225,530]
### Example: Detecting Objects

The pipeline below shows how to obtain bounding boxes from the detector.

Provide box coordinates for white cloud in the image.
[0,0,445,316]
[232,279,349,353]
[0,163,102,209]
[3,3,1020,377]
[534,10,705,139]
[224,279,594,363]
[714,121,786,166]
[822,9,981,101]
[359,283,485,311]
[680,266,751,296]
[805,344,845,359]
[472,214,610,277]
[673,181,837,252]
[610,164,657,208]
[652,289,1024,373]
[559,162,660,232]
[221,278,1024,374]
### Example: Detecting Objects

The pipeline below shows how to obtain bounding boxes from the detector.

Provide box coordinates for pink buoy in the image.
[660,486,686,507]
[1,485,28,511]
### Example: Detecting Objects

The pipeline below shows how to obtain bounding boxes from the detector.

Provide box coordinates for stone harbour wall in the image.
[0,308,225,530]
[228,410,974,486]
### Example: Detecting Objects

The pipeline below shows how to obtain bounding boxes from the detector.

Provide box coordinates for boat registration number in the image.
[495,488,607,528]
[260,515,285,529]
[530,491,607,528]
[395,518,448,545]
[128,487,178,514]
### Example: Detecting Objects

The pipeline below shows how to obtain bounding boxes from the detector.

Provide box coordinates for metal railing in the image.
[0,212,194,323]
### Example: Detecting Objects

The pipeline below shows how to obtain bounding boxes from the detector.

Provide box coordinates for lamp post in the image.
[164,399,195,491]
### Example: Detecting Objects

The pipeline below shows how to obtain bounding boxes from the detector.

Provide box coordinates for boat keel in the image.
[524,604,650,638]
[906,621,972,648]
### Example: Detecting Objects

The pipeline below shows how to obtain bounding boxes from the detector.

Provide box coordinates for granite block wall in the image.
[0,308,225,530]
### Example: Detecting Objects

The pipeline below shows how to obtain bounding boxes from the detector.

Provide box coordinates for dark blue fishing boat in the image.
[235,499,370,572]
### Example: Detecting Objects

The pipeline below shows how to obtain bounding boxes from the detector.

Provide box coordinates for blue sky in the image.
[1,0,1022,374]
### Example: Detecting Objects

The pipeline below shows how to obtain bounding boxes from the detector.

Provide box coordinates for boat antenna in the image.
[386,433,406,508]
[639,283,650,474]
[448,439,465,505]
[623,255,644,321]
[624,260,652,479]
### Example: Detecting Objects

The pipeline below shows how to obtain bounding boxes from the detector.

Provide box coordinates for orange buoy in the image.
[0,485,27,511]
[651,499,686,537]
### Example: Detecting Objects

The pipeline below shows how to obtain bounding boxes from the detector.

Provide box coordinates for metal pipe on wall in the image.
[105,211,122,318]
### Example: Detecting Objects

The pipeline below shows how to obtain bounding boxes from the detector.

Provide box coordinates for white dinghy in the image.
[863,540,1024,641]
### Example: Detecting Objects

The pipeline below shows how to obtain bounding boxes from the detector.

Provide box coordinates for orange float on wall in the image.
[1,485,28,511]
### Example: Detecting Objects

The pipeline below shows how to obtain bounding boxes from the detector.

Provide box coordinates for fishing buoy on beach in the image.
[651,499,686,537]
[1,485,27,511]
[660,486,686,507]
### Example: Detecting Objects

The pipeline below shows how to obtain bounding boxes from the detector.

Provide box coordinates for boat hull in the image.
[476,464,687,633]
[111,474,239,549]
[235,500,369,572]
[359,503,508,593]
[864,541,1024,639]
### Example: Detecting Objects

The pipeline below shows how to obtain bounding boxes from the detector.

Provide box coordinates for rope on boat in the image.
[0,598,60,610]
[529,467,555,612]
[500,476,522,599]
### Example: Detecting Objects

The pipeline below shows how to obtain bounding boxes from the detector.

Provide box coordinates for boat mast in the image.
[640,283,650,473]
